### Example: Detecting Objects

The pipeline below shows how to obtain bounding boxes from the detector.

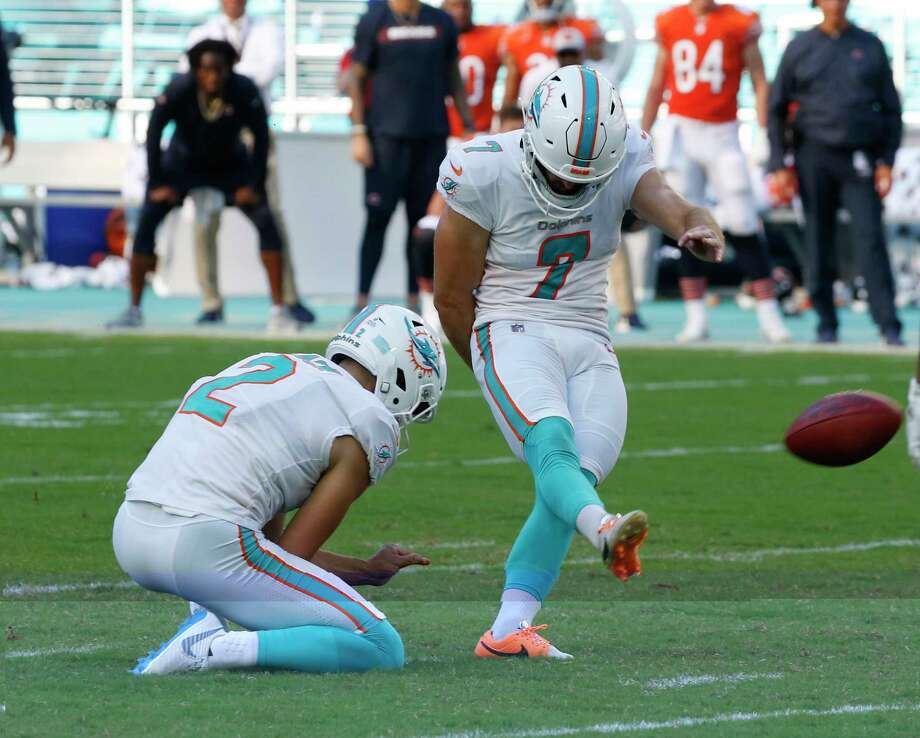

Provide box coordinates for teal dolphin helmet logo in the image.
[375,443,393,465]
[404,317,442,379]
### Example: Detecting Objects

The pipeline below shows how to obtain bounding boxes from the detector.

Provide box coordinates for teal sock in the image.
[504,495,574,601]
[503,417,603,602]
[523,416,603,525]
[256,619,404,673]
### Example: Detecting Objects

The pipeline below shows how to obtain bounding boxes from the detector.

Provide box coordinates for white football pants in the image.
[659,115,759,236]
[112,501,386,633]
[470,320,628,484]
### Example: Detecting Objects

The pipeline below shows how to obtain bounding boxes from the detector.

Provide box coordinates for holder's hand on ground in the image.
[149,186,178,204]
[363,544,430,586]
[679,226,724,263]
[352,132,373,168]
[233,186,261,208]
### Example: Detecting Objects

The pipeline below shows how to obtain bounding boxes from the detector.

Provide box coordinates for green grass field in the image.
[2,331,919,738]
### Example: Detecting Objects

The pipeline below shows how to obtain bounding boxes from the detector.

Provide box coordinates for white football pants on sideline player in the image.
[658,115,760,237]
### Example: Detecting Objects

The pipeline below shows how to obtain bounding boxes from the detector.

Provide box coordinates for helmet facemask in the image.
[521,130,611,217]
[519,66,628,219]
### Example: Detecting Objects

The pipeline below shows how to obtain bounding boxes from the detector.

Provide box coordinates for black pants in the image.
[359,135,446,295]
[795,140,900,335]
[134,172,282,256]
[678,232,771,281]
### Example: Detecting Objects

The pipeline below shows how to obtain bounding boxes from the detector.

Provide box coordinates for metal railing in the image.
[0,0,917,129]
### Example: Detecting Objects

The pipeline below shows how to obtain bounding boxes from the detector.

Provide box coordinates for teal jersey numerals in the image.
[462,140,503,153]
[530,231,592,300]
[179,354,297,427]
[292,353,338,373]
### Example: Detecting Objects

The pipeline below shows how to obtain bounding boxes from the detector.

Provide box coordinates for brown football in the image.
[784,391,903,467]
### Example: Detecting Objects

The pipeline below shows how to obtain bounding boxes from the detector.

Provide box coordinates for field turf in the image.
[1,331,919,737]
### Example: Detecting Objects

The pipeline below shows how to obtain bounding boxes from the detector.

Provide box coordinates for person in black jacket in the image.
[348,0,473,314]
[108,39,293,333]
[767,0,903,345]
[0,21,17,163]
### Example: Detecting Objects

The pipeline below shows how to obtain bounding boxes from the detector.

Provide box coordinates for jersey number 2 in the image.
[179,354,297,427]
[531,231,591,300]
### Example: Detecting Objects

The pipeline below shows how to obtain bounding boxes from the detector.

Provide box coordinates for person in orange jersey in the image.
[498,0,603,128]
[643,0,790,344]
[443,0,505,139]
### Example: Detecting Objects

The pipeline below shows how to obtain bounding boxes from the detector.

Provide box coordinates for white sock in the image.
[576,504,608,550]
[755,298,782,322]
[491,589,541,641]
[684,299,707,329]
[207,630,258,670]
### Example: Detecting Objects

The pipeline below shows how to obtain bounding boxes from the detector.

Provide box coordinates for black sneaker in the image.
[883,328,904,347]
[287,301,316,324]
[196,307,224,324]
[815,328,838,344]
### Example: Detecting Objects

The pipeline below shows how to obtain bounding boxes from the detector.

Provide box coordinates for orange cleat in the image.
[474,623,572,659]
[598,510,649,582]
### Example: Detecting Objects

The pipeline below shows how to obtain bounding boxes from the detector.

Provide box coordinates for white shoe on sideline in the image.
[419,291,442,336]
[267,305,300,335]
[676,323,709,343]
[131,610,226,676]
[756,299,791,343]
[908,378,920,471]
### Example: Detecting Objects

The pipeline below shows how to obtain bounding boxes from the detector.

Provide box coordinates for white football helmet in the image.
[326,304,447,429]
[521,64,628,217]
[527,0,570,23]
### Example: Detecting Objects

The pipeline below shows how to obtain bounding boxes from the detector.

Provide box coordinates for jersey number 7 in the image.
[531,231,591,300]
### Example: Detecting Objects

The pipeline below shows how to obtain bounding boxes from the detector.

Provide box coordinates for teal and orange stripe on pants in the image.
[475,324,535,443]
[237,527,382,633]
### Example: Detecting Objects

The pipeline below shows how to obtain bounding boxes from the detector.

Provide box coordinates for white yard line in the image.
[0,443,784,487]
[2,580,136,596]
[0,473,122,487]
[4,538,919,595]
[409,702,920,738]
[399,443,782,471]
[642,671,783,691]
[411,538,920,574]
[4,644,103,658]
[444,372,894,399]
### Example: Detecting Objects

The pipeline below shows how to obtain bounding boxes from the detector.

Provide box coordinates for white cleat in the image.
[131,610,226,676]
[189,601,229,630]
[908,379,920,471]
[756,299,792,343]
[267,305,300,335]
[676,323,709,344]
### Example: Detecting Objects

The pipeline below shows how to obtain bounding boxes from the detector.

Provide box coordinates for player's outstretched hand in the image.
[364,544,431,586]
[679,226,724,263]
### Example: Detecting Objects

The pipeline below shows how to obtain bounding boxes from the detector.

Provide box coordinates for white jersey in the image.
[125,353,399,531]
[437,127,655,338]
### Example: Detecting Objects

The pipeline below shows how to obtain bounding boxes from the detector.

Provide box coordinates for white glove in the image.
[908,378,920,471]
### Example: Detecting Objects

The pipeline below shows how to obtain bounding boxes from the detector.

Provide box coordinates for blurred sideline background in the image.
[0,0,917,329]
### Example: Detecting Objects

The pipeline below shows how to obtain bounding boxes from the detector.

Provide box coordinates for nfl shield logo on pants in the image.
[511,324,525,333]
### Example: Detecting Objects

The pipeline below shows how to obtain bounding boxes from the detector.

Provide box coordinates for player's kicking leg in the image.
[908,340,920,470]
[470,322,647,658]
